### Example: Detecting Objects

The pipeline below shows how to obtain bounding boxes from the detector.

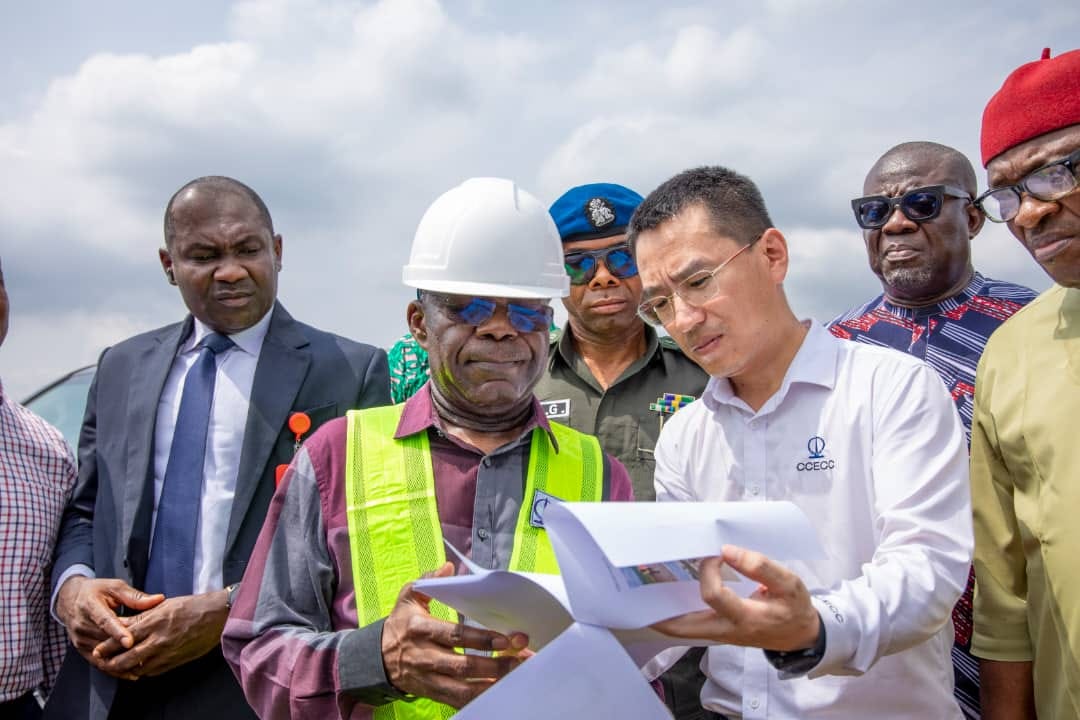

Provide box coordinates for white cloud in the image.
[0,0,1074,400]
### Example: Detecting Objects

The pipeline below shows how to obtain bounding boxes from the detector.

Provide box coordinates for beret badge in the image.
[584,197,616,229]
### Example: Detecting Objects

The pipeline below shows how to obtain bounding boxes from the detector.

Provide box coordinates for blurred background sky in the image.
[2,0,1076,398]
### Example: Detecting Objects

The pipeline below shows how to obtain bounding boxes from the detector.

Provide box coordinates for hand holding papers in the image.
[380,562,529,709]
[652,546,824,653]
[414,501,825,719]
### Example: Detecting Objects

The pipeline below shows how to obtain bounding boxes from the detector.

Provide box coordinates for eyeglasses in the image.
[636,234,760,327]
[850,185,971,229]
[563,243,638,285]
[975,148,1080,223]
[426,294,554,334]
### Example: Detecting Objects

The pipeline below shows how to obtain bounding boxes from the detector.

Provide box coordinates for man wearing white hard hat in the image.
[222,178,633,719]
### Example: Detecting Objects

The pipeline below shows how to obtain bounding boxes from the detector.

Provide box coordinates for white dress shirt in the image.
[149,312,271,594]
[51,311,272,617]
[654,322,972,719]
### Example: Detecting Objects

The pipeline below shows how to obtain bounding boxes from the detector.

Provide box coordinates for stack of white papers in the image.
[415,500,824,719]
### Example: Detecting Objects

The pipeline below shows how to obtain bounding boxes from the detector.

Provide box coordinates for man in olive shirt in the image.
[535,182,711,719]
[970,47,1080,720]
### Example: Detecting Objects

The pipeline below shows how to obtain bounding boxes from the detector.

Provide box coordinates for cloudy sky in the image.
[1,0,1076,399]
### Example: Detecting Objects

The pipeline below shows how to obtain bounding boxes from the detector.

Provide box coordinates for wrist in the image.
[56,575,88,623]
[764,612,826,678]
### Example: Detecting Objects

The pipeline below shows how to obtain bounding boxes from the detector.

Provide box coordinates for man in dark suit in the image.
[46,176,391,719]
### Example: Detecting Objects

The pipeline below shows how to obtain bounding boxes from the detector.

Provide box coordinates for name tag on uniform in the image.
[540,399,571,421]
[530,489,564,528]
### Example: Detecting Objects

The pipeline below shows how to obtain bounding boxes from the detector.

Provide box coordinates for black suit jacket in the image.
[46,303,390,720]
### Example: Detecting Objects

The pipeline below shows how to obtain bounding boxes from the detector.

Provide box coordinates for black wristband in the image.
[763,611,827,678]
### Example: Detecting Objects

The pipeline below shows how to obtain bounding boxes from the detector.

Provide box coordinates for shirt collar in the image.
[880,271,986,319]
[704,320,838,416]
[555,324,661,365]
[183,308,273,357]
[395,381,560,451]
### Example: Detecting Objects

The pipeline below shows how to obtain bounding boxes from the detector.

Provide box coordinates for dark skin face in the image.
[0,258,8,349]
[862,151,982,306]
[407,293,549,427]
[158,187,282,334]
[562,233,645,341]
[987,124,1080,288]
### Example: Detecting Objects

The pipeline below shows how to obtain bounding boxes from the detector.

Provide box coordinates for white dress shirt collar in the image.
[703,320,837,417]
[184,307,273,358]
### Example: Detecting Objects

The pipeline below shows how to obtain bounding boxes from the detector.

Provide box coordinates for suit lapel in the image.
[122,319,190,586]
[225,304,309,555]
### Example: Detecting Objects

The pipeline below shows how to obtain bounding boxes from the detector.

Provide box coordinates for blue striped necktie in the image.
[145,332,234,597]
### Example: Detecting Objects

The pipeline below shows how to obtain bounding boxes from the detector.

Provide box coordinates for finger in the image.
[68,618,111,648]
[720,545,797,593]
[497,632,530,655]
[85,598,136,649]
[113,586,165,612]
[419,674,496,710]
[425,617,515,652]
[410,562,455,605]
[92,636,124,659]
[697,556,746,620]
[87,649,140,681]
[421,562,454,580]
[418,647,522,679]
[102,644,150,676]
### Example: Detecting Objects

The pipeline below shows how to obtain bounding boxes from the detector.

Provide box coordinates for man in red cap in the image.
[970,47,1080,720]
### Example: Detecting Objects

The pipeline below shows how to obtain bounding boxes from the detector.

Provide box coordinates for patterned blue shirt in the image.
[828,270,1037,720]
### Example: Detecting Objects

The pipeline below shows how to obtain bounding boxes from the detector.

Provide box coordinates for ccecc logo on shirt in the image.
[796,435,836,472]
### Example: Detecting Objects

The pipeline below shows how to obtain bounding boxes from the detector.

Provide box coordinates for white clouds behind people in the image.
[0,0,1072,396]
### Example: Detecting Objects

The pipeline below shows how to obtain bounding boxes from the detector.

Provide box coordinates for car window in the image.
[23,367,94,450]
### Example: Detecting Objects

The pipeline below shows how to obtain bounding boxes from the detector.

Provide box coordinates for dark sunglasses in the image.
[851,185,971,229]
[428,294,554,334]
[563,243,638,285]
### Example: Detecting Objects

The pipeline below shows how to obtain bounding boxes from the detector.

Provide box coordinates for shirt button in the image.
[750,698,760,709]
[478,528,489,541]
[482,457,492,468]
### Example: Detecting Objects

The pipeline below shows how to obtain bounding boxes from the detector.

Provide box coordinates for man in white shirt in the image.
[628,166,973,719]
[46,176,391,720]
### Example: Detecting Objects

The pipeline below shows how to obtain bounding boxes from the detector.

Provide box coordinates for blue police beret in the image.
[548,182,644,243]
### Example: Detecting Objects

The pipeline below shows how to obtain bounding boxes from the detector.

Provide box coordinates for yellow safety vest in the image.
[344,404,604,720]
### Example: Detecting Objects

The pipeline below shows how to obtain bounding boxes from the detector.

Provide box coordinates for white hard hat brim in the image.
[404,276,569,300]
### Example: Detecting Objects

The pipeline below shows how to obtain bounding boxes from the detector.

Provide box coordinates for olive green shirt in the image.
[534,325,709,501]
[970,284,1080,720]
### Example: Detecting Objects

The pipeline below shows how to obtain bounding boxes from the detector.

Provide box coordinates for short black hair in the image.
[163,176,274,246]
[627,166,774,251]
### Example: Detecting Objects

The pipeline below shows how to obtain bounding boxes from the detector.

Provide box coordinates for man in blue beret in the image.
[535,182,712,719]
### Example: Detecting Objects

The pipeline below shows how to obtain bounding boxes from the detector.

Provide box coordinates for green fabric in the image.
[388,333,430,405]
[345,405,454,720]
[534,325,709,500]
[506,420,603,571]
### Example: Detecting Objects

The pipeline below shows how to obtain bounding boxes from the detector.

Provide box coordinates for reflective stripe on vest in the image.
[344,404,603,720]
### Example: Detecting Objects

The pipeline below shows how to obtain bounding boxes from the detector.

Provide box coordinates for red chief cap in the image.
[981,47,1080,166]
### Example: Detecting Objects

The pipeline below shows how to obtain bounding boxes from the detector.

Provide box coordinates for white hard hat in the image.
[403,177,569,299]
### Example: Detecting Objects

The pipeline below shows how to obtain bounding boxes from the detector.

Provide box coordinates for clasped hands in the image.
[56,576,230,681]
